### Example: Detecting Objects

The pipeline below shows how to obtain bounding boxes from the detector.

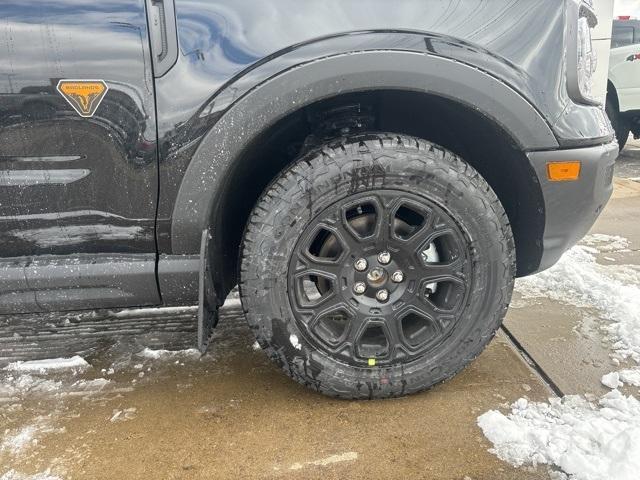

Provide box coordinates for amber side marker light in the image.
[547,161,581,181]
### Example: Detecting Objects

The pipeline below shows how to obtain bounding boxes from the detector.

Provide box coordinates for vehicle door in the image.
[0,0,160,313]
[610,22,640,113]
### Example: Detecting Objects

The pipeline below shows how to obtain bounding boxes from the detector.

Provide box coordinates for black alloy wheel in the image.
[289,190,471,368]
[240,134,515,399]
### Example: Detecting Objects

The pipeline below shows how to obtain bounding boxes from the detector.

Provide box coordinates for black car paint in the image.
[0,0,161,312]
[157,0,610,254]
[0,0,615,314]
[0,1,157,256]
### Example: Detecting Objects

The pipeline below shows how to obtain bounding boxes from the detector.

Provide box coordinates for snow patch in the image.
[289,334,302,350]
[579,234,630,253]
[110,407,137,423]
[67,378,111,393]
[1,425,40,456]
[478,391,640,480]
[602,368,640,389]
[1,417,58,456]
[136,347,200,360]
[481,237,640,478]
[515,244,640,363]
[0,374,111,401]
[601,372,621,389]
[3,356,89,373]
[221,297,242,309]
[288,451,358,470]
[619,368,640,387]
[0,375,62,399]
[0,471,61,480]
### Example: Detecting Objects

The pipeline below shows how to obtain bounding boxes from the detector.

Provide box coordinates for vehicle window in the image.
[612,26,634,47]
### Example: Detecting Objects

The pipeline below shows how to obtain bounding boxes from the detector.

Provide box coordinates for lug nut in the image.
[353,282,366,295]
[354,258,368,272]
[378,251,391,265]
[376,289,389,302]
[391,271,404,283]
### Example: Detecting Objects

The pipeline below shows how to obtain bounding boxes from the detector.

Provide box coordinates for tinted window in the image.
[612,26,638,48]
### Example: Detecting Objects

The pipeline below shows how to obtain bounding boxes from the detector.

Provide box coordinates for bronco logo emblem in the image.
[56,79,108,117]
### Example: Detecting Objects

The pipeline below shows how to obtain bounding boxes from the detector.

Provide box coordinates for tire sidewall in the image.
[241,136,514,398]
[606,97,629,151]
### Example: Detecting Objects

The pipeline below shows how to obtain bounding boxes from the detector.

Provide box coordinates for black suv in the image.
[0,0,617,398]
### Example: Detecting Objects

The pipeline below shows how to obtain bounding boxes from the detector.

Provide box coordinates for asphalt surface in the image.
[1,136,639,480]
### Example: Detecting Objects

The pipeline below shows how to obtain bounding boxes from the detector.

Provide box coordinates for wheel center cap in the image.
[366,267,387,286]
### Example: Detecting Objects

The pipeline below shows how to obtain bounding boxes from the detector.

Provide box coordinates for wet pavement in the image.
[616,135,640,179]
[1,138,639,480]
[1,302,552,480]
[505,179,640,395]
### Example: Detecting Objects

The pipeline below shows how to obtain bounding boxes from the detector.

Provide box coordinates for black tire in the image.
[240,134,515,399]
[606,97,629,151]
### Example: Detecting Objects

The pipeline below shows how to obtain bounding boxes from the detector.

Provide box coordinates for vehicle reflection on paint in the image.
[152,0,569,250]
[0,0,158,257]
[0,80,154,165]
[0,80,156,255]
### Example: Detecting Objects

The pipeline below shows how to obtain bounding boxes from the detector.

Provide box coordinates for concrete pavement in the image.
[504,136,640,396]
[505,177,640,395]
[1,302,552,480]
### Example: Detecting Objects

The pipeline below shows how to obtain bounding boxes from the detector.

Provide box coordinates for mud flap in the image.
[197,228,218,353]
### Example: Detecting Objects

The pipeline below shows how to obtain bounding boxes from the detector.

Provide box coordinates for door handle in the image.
[146,0,178,77]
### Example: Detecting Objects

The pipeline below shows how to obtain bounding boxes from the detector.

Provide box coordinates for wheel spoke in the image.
[401,227,432,254]
[400,210,456,254]
[385,313,410,355]
[418,258,466,284]
[336,215,372,253]
[399,291,438,318]
[343,314,367,346]
[416,261,467,315]
[312,293,351,316]
[372,195,395,247]
[339,314,373,359]
[298,253,343,278]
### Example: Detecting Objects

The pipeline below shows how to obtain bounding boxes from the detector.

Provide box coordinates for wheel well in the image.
[215,90,545,296]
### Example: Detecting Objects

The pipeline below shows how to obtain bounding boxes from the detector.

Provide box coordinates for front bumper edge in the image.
[528,141,618,273]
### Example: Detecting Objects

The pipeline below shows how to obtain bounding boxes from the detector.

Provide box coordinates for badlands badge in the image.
[56,79,108,117]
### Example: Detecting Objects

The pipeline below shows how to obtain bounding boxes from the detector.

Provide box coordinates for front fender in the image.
[169,48,558,255]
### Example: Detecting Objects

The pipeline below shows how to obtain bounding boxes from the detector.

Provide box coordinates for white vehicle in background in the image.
[607,17,640,150]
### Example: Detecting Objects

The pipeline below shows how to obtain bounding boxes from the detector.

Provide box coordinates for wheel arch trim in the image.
[170,49,558,255]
